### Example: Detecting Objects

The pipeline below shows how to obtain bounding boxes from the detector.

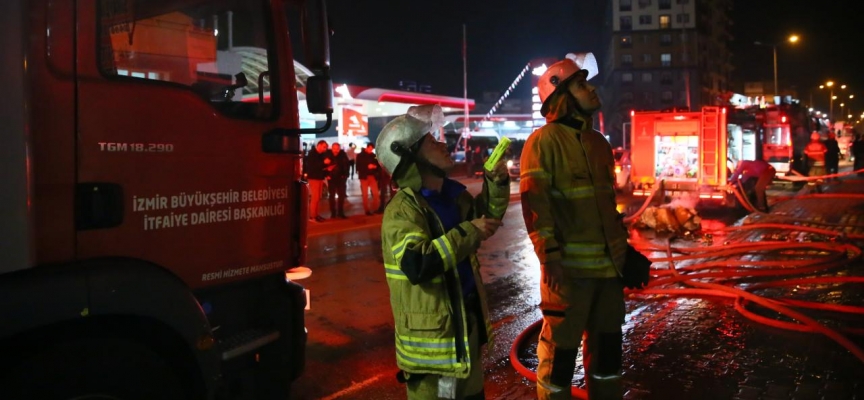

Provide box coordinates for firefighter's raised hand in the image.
[541,260,564,291]
[471,215,504,240]
[485,160,509,184]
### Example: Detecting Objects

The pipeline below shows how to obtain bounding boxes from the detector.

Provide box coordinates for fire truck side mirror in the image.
[302,0,333,115]
[305,76,333,114]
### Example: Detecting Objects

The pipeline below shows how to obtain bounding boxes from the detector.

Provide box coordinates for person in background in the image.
[325,142,350,219]
[377,168,392,214]
[520,53,629,400]
[305,140,329,222]
[347,142,358,180]
[804,132,827,177]
[824,131,841,179]
[852,133,864,176]
[375,104,509,400]
[356,143,381,216]
[729,159,776,212]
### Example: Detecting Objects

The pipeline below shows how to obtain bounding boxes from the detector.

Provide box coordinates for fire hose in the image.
[510,193,864,397]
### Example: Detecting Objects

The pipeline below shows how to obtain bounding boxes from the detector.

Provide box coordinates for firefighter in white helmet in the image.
[376,104,510,399]
[521,53,640,399]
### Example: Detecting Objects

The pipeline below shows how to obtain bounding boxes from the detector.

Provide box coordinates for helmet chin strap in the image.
[552,92,589,131]
[391,142,447,179]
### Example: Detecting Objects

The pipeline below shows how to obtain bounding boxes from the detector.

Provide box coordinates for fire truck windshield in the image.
[98,0,276,119]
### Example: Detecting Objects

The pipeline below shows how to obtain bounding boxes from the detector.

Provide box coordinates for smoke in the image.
[666,192,698,210]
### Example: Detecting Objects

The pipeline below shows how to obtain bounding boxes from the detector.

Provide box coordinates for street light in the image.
[754,34,799,97]
[819,81,847,121]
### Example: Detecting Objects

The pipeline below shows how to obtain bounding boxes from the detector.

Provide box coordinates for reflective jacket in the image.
[519,119,628,278]
[381,163,509,378]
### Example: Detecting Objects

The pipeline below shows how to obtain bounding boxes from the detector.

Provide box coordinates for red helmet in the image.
[537,53,598,116]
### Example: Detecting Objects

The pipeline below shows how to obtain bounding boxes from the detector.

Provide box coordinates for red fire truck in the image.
[629,107,731,201]
[0,0,333,398]
[727,106,793,173]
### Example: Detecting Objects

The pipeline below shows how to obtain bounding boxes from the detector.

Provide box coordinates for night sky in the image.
[327,0,863,115]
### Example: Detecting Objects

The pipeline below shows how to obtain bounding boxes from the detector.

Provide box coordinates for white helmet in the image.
[537,52,598,116]
[376,104,445,176]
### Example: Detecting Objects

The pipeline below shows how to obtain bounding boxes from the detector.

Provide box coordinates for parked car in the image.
[613,147,632,194]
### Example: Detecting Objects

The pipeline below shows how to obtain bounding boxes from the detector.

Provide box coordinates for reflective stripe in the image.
[432,236,456,270]
[563,243,606,255]
[385,264,408,280]
[550,186,596,199]
[521,168,551,180]
[392,232,428,260]
[395,334,471,368]
[384,263,442,283]
[560,257,614,269]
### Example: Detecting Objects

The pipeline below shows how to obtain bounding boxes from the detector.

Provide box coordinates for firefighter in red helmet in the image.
[521,53,635,399]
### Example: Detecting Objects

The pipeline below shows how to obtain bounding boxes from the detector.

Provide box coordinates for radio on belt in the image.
[484,136,511,171]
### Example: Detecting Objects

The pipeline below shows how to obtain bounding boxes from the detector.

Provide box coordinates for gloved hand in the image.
[621,245,651,289]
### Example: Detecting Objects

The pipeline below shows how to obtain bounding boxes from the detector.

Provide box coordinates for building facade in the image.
[599,0,733,147]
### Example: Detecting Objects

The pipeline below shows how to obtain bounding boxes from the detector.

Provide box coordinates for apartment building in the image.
[599,0,733,147]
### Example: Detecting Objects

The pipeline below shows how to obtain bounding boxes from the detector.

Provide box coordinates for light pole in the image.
[754,35,799,98]
[820,82,849,122]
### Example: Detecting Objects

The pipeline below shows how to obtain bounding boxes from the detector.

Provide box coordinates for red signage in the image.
[341,106,368,137]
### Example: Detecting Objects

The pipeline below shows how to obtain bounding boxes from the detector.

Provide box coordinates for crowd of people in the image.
[302,140,391,222]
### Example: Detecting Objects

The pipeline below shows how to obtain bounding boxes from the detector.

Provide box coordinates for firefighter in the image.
[375,104,510,399]
[729,159,776,212]
[520,53,630,400]
[804,132,827,177]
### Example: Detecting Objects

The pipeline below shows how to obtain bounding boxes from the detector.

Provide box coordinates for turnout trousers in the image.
[406,311,484,400]
[537,277,625,400]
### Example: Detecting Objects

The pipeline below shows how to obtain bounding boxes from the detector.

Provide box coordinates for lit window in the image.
[621,35,632,47]
[659,15,671,29]
[661,53,672,67]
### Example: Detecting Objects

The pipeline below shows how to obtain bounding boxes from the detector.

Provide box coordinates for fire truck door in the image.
[74,0,299,287]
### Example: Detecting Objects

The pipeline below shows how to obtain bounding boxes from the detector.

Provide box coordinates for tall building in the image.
[599,0,733,147]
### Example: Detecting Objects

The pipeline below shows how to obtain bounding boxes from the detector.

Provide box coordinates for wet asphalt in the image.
[289,176,864,399]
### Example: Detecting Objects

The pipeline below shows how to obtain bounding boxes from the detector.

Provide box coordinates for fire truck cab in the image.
[0,0,333,398]
[629,107,731,202]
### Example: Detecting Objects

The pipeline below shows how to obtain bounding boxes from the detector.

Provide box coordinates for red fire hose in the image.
[509,188,864,398]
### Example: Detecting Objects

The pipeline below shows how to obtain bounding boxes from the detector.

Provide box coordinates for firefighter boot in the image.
[587,373,622,400]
